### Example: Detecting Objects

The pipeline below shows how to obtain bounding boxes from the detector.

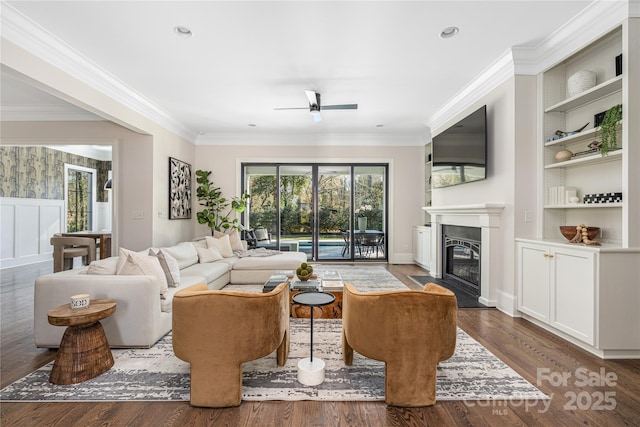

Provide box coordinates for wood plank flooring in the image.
[2,262,639,426]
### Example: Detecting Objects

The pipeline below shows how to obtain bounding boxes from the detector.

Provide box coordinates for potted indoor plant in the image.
[195,169,250,234]
[599,104,622,157]
[354,204,372,232]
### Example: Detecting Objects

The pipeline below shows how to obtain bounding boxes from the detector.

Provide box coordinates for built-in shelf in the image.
[545,75,623,113]
[545,149,622,169]
[544,203,622,209]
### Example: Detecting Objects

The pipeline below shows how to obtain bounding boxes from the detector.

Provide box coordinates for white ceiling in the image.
[2,1,595,139]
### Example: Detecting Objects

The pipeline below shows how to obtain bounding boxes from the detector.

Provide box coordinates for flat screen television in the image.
[431,105,487,189]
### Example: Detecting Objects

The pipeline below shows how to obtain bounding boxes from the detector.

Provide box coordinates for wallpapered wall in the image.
[0,146,112,202]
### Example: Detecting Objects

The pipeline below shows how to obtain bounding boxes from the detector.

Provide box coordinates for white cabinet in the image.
[518,241,594,344]
[516,19,640,358]
[413,226,431,270]
[517,239,640,358]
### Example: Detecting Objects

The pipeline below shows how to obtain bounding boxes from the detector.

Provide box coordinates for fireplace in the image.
[442,225,481,296]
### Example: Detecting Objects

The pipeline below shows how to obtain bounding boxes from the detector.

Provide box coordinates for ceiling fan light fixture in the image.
[439,26,459,39]
[174,26,193,38]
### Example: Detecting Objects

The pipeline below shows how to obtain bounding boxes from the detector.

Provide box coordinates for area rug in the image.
[0,319,547,402]
[409,275,487,308]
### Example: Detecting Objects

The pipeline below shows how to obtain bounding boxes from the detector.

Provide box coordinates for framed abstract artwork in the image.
[169,157,192,219]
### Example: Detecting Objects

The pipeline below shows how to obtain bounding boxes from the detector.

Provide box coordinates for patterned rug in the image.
[0,319,547,402]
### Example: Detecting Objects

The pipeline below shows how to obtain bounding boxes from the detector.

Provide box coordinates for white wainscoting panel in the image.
[0,198,64,269]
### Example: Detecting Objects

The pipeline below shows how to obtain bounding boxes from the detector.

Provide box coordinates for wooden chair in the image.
[50,236,97,272]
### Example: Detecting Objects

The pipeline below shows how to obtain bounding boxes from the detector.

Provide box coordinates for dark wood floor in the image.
[2,262,639,426]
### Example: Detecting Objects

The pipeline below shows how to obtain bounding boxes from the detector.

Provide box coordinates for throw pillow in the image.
[206,235,234,258]
[116,248,169,299]
[196,245,223,263]
[87,257,118,275]
[149,249,181,287]
[228,229,244,252]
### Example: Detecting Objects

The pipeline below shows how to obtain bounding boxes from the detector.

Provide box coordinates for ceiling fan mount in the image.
[275,90,357,122]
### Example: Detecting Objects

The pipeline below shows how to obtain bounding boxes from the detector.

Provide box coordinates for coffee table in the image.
[291,291,335,386]
[47,299,116,385]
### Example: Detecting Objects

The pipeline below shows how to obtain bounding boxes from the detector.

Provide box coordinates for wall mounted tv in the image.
[431,105,487,189]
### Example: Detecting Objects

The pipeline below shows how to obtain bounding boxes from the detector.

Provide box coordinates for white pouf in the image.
[297,357,326,386]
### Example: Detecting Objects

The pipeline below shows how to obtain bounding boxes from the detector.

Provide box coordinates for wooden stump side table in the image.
[47,299,117,385]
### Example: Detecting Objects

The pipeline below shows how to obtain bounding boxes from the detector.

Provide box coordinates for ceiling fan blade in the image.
[320,104,358,110]
[273,107,310,110]
[304,90,319,107]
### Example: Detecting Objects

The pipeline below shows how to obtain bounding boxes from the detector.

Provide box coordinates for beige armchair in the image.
[342,282,457,407]
[172,282,290,407]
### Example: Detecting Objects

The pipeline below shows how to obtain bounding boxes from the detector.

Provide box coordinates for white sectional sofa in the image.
[34,238,306,348]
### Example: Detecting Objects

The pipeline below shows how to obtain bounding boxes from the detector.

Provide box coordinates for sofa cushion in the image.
[87,257,119,275]
[149,248,181,287]
[181,261,230,284]
[196,245,223,263]
[116,248,169,299]
[162,242,199,269]
[206,235,234,258]
[232,251,307,270]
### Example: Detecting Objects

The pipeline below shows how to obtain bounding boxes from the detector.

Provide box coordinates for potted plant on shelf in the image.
[599,104,622,157]
[195,169,250,234]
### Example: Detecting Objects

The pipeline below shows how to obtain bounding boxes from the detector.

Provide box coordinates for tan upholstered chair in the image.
[172,282,290,407]
[50,236,97,272]
[342,282,457,407]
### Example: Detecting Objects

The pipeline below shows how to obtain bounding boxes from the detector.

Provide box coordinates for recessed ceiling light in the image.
[248,123,257,127]
[174,26,192,38]
[439,26,459,39]
[376,124,384,128]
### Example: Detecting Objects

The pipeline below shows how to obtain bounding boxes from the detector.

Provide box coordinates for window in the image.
[65,164,97,232]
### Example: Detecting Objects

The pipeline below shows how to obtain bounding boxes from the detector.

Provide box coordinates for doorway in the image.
[242,163,387,262]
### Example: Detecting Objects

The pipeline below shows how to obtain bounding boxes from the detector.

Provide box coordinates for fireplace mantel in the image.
[424,204,505,216]
[423,204,505,307]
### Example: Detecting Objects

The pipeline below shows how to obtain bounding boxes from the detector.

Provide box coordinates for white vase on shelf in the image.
[358,217,367,232]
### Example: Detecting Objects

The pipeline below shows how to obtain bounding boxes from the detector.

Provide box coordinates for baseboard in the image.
[388,252,415,264]
[496,289,518,316]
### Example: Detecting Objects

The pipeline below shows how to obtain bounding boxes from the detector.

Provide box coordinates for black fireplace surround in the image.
[442,225,481,296]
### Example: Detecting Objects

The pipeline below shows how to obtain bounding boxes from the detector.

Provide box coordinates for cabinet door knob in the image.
[543,253,554,258]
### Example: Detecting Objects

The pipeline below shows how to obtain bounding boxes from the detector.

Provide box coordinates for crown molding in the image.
[427,0,630,135]
[1,3,198,143]
[428,50,514,135]
[197,132,426,147]
[514,0,629,75]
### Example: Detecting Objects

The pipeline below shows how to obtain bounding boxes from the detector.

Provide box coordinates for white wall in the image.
[194,139,425,264]
[430,76,537,314]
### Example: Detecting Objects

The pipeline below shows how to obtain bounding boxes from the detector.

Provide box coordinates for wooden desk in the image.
[47,299,116,384]
[61,232,112,259]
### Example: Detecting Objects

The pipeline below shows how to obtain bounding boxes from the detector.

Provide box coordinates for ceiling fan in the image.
[274,90,358,122]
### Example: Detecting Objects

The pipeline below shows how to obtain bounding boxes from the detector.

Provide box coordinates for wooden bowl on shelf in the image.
[559,226,600,241]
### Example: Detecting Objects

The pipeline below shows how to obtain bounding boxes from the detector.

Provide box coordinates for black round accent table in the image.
[291,291,335,385]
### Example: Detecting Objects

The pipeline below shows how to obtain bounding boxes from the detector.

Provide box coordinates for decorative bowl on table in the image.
[559,226,600,241]
[296,262,314,281]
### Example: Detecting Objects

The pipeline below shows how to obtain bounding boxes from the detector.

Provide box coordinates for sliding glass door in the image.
[242,163,387,261]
